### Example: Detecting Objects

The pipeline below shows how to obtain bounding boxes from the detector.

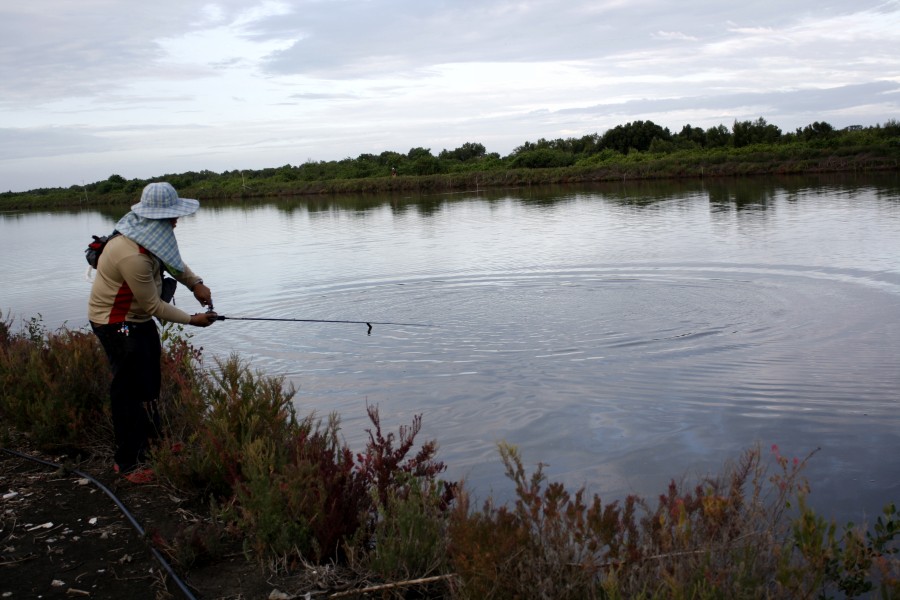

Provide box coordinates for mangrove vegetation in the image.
[2,117,899,210]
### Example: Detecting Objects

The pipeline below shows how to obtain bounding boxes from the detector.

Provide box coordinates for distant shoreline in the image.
[3,140,898,211]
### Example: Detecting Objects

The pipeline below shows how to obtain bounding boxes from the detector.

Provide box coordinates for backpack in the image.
[85,231,177,302]
[84,231,119,269]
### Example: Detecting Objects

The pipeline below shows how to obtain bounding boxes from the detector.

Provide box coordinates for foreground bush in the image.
[150,332,452,565]
[446,444,899,599]
[1,313,897,597]
[0,315,452,570]
[0,314,110,449]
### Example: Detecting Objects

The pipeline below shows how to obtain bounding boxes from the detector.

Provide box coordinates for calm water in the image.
[3,175,900,522]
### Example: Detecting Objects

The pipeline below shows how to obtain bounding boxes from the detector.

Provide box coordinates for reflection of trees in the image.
[271,192,471,218]
[706,180,778,210]
[590,179,707,207]
[213,173,900,220]
[273,194,388,215]
[704,172,900,212]
[407,197,443,217]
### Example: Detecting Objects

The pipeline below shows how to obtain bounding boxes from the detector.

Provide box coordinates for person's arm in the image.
[177,264,213,308]
[187,311,217,327]
[121,254,192,324]
[124,256,217,326]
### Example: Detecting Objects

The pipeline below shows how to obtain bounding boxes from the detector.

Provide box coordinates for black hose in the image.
[0,447,198,600]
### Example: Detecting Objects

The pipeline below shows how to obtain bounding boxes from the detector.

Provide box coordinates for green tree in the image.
[601,120,672,153]
[733,117,782,147]
[439,142,487,162]
[648,137,677,153]
[378,151,405,168]
[509,148,574,168]
[406,147,441,175]
[706,124,732,148]
[276,164,299,181]
[675,124,707,148]
[570,133,603,156]
[882,119,900,137]
[798,121,835,142]
[93,174,127,194]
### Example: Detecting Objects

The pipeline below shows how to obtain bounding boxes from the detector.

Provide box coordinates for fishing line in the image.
[213,315,434,335]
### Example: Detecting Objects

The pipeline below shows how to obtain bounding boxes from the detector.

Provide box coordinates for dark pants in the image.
[91,320,162,472]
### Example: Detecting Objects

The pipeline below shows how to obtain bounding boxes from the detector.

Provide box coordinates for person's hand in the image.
[189,312,218,327]
[193,283,212,308]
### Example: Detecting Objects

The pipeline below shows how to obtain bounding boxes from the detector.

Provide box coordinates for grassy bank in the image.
[3,119,899,211]
[1,313,898,598]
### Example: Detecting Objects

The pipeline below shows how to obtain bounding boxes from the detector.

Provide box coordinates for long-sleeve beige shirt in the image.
[88,234,202,325]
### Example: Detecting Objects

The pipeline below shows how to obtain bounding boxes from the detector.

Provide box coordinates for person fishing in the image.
[88,182,218,483]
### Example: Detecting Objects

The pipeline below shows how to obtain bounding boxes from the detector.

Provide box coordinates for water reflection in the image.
[148,171,900,221]
[707,181,778,209]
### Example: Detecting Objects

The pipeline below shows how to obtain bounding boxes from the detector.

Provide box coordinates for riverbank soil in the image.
[0,443,310,599]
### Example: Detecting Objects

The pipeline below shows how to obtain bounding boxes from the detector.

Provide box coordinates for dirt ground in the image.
[0,444,342,600]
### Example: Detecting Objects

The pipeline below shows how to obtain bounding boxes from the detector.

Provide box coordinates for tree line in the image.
[3,117,899,205]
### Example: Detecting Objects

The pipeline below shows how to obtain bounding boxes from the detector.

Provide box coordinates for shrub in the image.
[360,472,450,580]
[155,323,207,447]
[448,443,637,599]
[510,148,576,169]
[447,443,899,599]
[151,350,452,564]
[3,311,898,596]
[154,353,299,497]
[775,440,900,598]
[0,315,110,450]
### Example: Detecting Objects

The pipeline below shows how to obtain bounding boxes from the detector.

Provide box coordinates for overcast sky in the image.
[1,1,899,192]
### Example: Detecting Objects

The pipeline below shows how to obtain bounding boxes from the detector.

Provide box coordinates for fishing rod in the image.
[213,314,433,335]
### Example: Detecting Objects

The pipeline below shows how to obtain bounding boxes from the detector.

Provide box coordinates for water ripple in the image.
[5,187,900,524]
[203,264,900,441]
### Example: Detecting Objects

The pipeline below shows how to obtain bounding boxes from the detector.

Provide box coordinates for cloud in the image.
[653,31,699,42]
[0,127,116,160]
[1,1,898,192]
[255,1,672,77]
[557,81,900,122]
[248,0,899,79]
[0,1,284,107]
[285,91,361,101]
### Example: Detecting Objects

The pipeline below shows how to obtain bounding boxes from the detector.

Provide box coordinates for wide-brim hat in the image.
[131,182,199,219]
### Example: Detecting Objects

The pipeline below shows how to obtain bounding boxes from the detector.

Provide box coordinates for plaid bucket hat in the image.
[131,182,199,219]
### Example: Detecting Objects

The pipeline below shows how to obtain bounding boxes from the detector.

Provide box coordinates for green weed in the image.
[447,443,899,599]
[0,315,110,450]
[361,471,451,581]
